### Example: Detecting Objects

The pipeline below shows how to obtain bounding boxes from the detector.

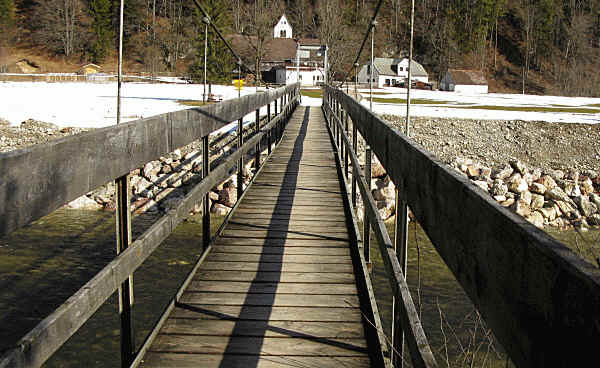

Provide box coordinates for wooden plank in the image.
[211,245,349,256]
[170,305,361,322]
[193,271,356,283]
[200,261,353,273]
[220,230,349,241]
[159,319,363,338]
[206,253,350,264]
[227,217,347,227]
[179,293,360,308]
[187,281,357,294]
[212,237,349,247]
[140,353,371,368]
[148,335,368,356]
[233,207,346,217]
[225,222,348,233]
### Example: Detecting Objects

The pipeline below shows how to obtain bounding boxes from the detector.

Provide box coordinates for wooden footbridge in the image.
[1,84,599,368]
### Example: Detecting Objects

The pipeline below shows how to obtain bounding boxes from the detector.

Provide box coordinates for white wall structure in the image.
[358,58,428,88]
[273,14,293,39]
[275,66,325,86]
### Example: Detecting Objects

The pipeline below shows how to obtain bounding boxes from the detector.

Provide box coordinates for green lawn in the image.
[371,97,451,105]
[301,89,323,99]
[177,100,209,107]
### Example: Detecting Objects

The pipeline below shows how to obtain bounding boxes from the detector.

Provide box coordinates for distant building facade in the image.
[440,69,488,93]
[233,14,326,86]
[273,14,293,39]
[357,58,428,88]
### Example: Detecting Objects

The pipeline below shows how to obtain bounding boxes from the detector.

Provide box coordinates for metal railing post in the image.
[392,186,409,366]
[202,135,210,249]
[364,146,372,264]
[115,174,134,367]
[275,98,279,142]
[255,108,260,170]
[267,102,272,155]
[344,111,349,179]
[116,2,134,364]
[352,122,358,208]
[237,118,243,199]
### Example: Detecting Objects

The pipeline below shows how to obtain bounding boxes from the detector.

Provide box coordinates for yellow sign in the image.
[234,79,243,90]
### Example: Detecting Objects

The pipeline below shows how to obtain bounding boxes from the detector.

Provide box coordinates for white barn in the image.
[440,69,488,93]
[273,14,292,39]
[357,58,428,88]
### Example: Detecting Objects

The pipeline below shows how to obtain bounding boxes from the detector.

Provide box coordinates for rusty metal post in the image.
[364,146,372,264]
[202,135,210,249]
[267,102,272,155]
[392,186,409,366]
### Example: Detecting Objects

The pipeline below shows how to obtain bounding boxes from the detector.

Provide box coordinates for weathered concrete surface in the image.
[325,86,600,368]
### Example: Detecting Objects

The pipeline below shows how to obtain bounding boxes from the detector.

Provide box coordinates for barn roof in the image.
[372,58,427,77]
[446,69,487,85]
[230,35,323,68]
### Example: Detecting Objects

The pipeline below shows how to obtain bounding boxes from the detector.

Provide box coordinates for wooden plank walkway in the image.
[140,106,371,367]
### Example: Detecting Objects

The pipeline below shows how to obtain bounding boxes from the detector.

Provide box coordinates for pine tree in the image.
[188,0,234,84]
[0,0,15,40]
[89,0,114,61]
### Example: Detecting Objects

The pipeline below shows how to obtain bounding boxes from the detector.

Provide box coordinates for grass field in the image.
[301,89,323,98]
[371,97,451,105]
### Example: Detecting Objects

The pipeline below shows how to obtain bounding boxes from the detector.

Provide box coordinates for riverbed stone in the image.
[219,186,238,207]
[518,191,532,206]
[530,182,546,195]
[581,177,594,195]
[588,214,600,226]
[493,195,506,202]
[493,165,513,180]
[536,175,557,190]
[574,195,597,217]
[530,193,545,210]
[525,211,544,228]
[66,195,103,210]
[590,193,600,209]
[510,199,531,217]
[539,206,557,221]
[500,198,515,207]
[547,169,565,181]
[490,179,508,196]
[510,159,527,175]
[211,203,230,216]
[508,174,528,193]
[545,187,572,204]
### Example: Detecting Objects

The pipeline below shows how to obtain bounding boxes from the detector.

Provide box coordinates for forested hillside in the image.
[0,0,599,96]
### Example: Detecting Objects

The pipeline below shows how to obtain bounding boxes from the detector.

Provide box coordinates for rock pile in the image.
[451,158,600,229]
[76,145,261,217]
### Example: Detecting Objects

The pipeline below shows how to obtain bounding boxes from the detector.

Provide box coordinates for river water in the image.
[0,210,597,367]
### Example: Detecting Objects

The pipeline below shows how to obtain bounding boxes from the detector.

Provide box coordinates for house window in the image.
[399,67,403,71]
[280,30,286,38]
[299,75,302,80]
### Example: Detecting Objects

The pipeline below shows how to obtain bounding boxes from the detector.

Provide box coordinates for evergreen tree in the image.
[0,0,15,39]
[89,0,114,61]
[189,0,234,84]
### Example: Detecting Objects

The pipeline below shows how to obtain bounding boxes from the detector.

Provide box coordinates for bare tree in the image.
[34,0,82,57]
[314,0,353,81]
[244,0,282,85]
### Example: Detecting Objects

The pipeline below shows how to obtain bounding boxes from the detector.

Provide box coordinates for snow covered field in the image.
[0,81,265,129]
[358,87,600,124]
[1,82,599,131]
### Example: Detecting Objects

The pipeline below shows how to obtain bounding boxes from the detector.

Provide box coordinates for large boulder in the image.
[66,195,102,210]
[219,186,238,207]
[573,195,598,217]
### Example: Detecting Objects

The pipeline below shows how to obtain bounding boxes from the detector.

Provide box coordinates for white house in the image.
[273,14,293,39]
[440,69,488,93]
[274,65,325,86]
[357,58,428,88]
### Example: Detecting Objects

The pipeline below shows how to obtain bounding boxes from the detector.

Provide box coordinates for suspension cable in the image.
[339,0,385,89]
[190,0,255,78]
